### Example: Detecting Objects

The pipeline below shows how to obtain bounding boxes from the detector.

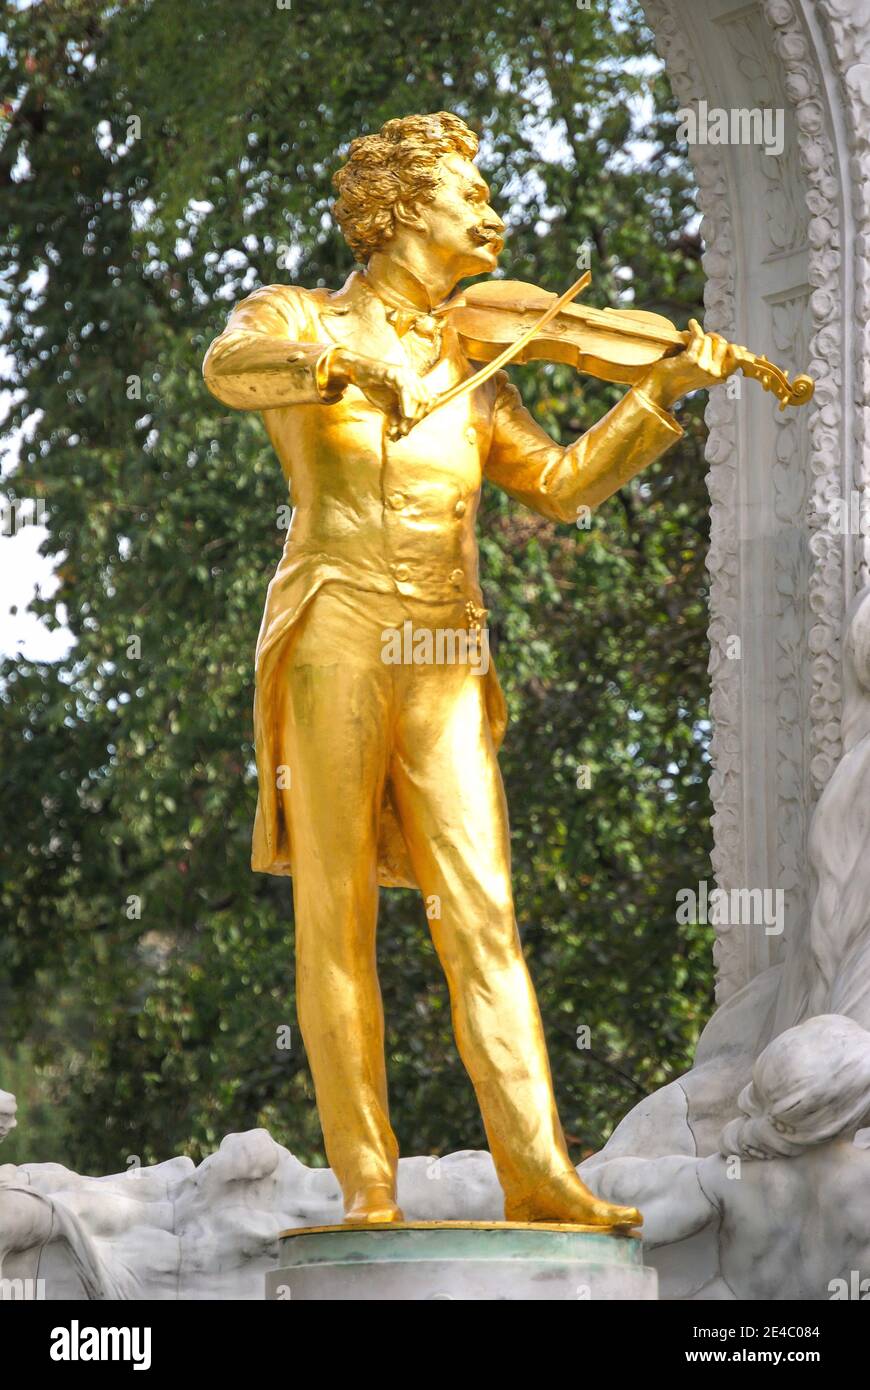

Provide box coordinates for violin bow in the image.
[391,270,591,438]
[392,271,814,438]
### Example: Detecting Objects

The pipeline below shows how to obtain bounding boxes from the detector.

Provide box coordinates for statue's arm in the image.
[585,1154,718,1246]
[202,285,344,411]
[483,372,684,523]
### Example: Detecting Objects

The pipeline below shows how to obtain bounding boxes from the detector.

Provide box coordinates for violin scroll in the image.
[729,345,815,410]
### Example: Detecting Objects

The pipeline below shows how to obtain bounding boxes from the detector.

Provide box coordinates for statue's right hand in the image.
[327,347,431,437]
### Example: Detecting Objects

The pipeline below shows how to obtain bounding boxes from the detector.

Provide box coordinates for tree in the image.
[0,0,713,1172]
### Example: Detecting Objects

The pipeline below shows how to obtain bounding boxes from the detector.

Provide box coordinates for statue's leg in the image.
[278,586,401,1222]
[390,623,640,1227]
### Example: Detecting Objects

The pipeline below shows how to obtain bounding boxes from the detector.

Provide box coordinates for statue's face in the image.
[410,153,505,279]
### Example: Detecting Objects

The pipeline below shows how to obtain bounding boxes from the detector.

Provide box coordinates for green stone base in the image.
[266,1221,657,1301]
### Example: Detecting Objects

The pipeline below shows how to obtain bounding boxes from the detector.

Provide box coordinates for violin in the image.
[404,271,814,435]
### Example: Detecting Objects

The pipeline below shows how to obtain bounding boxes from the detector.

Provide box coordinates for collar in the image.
[365,254,451,314]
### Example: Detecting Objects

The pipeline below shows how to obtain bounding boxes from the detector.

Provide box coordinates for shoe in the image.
[343,1185,405,1224]
[504,1168,641,1228]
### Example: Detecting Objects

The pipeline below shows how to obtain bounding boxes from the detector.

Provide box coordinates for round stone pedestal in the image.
[265,1221,657,1301]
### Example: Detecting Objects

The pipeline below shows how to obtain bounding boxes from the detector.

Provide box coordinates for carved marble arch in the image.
[637,0,870,1001]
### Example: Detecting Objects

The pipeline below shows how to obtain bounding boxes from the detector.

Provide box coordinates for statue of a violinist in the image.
[203,112,811,1229]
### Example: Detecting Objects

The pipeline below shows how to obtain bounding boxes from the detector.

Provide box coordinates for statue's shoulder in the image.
[251,280,329,301]
[232,277,356,329]
[236,280,319,316]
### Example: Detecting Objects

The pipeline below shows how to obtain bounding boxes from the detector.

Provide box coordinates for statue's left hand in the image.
[635,318,735,409]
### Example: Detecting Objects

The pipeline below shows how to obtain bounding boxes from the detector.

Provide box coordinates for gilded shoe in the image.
[343,1185,405,1224]
[504,1168,641,1228]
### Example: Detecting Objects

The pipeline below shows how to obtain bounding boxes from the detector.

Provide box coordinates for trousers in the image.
[277,581,577,1205]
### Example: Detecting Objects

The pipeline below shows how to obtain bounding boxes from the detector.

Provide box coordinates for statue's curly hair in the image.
[332,112,479,262]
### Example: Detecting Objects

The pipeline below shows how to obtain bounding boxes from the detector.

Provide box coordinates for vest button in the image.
[394,564,411,583]
[449,568,464,587]
[465,425,477,443]
[389,492,406,510]
[454,500,466,518]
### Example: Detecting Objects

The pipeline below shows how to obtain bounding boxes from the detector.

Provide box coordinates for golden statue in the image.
[202,111,744,1230]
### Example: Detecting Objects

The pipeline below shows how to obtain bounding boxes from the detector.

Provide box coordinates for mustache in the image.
[470,225,504,252]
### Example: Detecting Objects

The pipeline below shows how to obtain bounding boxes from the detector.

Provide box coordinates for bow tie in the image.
[384,306,443,340]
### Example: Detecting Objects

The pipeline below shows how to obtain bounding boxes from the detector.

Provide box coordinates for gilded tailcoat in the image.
[202,270,684,887]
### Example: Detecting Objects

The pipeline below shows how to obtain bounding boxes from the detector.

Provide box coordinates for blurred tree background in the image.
[0,0,714,1172]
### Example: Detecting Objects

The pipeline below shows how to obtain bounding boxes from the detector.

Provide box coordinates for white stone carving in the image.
[582,1014,870,1300]
[0,1110,505,1300]
[641,0,870,1000]
[583,586,870,1297]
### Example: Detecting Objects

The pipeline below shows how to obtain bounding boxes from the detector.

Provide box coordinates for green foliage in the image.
[0,0,713,1172]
